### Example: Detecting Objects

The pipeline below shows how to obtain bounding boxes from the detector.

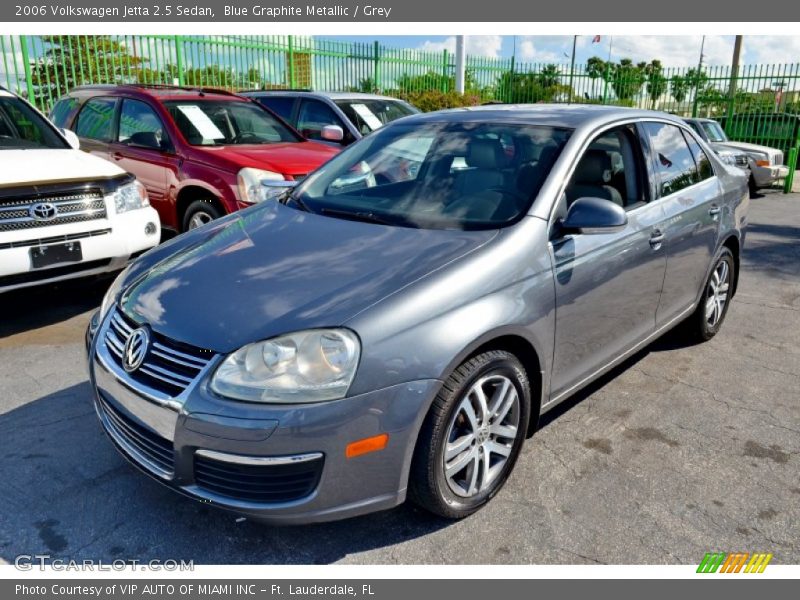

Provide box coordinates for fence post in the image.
[287,35,296,88]
[442,49,449,92]
[19,36,36,107]
[373,40,381,92]
[785,145,798,194]
[174,35,185,86]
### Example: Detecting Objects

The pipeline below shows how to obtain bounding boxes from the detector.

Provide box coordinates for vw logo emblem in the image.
[123,327,150,373]
[30,202,58,221]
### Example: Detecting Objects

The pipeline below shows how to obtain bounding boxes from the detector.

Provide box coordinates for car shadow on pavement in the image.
[0,276,112,339]
[537,325,696,430]
[0,382,450,565]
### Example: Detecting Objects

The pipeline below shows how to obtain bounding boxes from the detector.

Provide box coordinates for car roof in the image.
[395,104,687,129]
[241,90,407,102]
[68,84,247,102]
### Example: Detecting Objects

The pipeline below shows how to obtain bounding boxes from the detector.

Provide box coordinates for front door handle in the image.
[112,152,124,161]
[649,229,665,249]
[708,204,721,217]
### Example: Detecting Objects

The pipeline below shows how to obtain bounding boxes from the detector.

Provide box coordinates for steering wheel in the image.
[231,131,261,143]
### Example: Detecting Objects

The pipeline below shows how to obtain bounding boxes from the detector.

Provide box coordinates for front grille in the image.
[0,258,111,287]
[193,453,323,503]
[774,151,784,166]
[104,309,214,397]
[0,228,111,250]
[0,191,107,232]
[98,393,174,477]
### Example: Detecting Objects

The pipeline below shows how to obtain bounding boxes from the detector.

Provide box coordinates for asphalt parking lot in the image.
[0,192,798,565]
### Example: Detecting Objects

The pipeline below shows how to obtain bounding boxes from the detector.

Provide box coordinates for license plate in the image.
[30,242,83,269]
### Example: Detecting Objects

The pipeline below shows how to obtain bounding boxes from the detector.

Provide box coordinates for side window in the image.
[297,99,344,141]
[565,125,646,210]
[682,130,714,182]
[118,99,168,149]
[75,97,116,142]
[259,97,295,122]
[644,122,699,197]
[49,97,80,128]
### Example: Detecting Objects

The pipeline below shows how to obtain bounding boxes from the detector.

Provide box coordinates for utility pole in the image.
[692,35,706,117]
[568,35,577,103]
[726,35,743,119]
[455,35,466,94]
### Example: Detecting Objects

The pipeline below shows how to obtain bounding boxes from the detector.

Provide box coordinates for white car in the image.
[0,87,160,292]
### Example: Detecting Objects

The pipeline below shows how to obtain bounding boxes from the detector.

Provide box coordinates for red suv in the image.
[50,85,339,231]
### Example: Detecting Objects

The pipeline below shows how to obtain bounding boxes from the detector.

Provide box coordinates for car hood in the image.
[121,202,496,353]
[0,149,123,186]
[714,141,774,156]
[195,142,339,177]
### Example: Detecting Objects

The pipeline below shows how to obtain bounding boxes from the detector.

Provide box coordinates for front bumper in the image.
[752,164,790,187]
[86,315,439,524]
[0,207,160,292]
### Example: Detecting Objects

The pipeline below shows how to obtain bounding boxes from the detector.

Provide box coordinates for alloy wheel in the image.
[442,374,520,498]
[188,211,214,230]
[705,259,730,327]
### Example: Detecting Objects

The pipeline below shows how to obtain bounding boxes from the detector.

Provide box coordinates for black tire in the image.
[748,175,762,198]
[409,350,531,519]
[182,199,223,232]
[684,247,736,342]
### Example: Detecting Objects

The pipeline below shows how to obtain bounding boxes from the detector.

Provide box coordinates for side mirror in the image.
[127,131,162,150]
[61,128,80,150]
[320,124,344,142]
[561,196,627,234]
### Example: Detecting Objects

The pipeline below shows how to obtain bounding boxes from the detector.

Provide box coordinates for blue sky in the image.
[327,35,800,67]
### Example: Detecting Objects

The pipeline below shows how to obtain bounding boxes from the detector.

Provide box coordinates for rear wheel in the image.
[409,350,530,519]
[684,247,735,342]
[183,199,223,232]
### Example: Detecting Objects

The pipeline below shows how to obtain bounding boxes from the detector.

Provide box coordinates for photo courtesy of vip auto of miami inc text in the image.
[0,0,798,597]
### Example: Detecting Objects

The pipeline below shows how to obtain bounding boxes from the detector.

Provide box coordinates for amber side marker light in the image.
[346,433,389,458]
[755,160,771,167]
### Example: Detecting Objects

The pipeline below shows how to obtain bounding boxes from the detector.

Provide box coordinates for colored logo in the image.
[697,552,773,573]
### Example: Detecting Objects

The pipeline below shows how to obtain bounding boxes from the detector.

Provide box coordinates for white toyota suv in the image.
[0,87,160,292]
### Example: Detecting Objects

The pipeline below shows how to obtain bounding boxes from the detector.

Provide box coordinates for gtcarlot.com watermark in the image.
[14,554,194,571]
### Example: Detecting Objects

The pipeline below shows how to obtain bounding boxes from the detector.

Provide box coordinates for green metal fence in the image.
[2,34,798,190]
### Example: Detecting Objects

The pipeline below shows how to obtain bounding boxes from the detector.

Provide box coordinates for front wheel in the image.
[409,350,530,519]
[183,199,223,232]
[684,247,736,342]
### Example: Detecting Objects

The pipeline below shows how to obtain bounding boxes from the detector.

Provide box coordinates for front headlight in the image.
[717,151,737,166]
[99,266,130,322]
[210,329,361,404]
[237,168,293,204]
[113,179,149,214]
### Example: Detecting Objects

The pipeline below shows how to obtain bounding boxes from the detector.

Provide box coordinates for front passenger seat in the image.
[566,150,623,207]
[455,138,505,196]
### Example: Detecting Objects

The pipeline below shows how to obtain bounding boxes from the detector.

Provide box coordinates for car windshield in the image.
[164,100,300,146]
[701,121,728,143]
[291,121,571,230]
[334,99,418,134]
[0,95,68,150]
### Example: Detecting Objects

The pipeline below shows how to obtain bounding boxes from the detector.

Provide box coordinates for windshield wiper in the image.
[319,208,398,226]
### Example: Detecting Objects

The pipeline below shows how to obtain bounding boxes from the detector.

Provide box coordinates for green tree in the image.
[536,64,561,88]
[29,35,146,109]
[645,60,668,109]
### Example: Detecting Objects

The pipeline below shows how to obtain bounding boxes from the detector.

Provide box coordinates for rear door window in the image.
[75,97,117,142]
[258,96,295,122]
[644,122,700,197]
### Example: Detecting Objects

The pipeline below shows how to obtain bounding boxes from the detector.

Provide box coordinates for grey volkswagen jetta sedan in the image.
[86,105,748,523]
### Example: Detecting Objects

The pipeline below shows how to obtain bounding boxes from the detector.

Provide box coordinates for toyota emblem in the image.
[30,202,58,221]
[123,328,150,373]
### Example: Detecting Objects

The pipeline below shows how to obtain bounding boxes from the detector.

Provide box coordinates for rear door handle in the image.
[708,204,721,216]
[112,152,124,161]
[649,229,665,249]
